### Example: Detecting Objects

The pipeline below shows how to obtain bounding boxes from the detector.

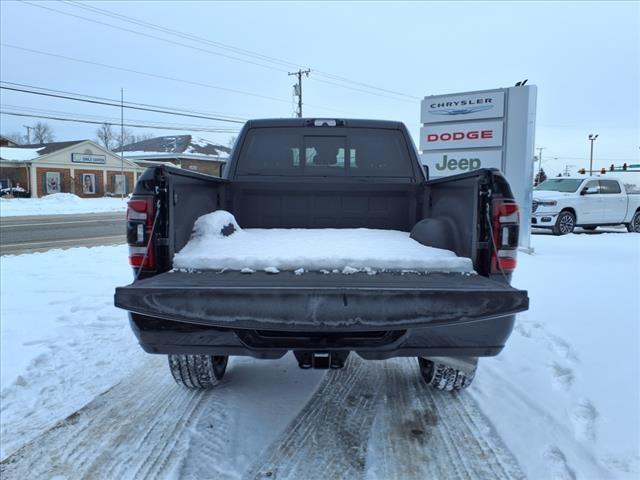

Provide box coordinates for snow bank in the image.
[472,231,640,479]
[0,193,128,217]
[174,210,473,273]
[0,245,144,459]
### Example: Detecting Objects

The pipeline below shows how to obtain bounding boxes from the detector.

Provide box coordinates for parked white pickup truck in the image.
[532,177,640,235]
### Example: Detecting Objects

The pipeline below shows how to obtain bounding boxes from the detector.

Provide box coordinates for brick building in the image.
[0,140,144,198]
[118,135,229,176]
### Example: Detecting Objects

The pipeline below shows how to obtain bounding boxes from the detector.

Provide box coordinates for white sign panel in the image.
[71,153,106,164]
[420,121,503,150]
[421,150,502,177]
[421,91,504,124]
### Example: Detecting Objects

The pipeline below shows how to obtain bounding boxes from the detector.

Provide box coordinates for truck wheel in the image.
[417,357,475,391]
[168,354,228,389]
[627,211,640,233]
[552,211,575,235]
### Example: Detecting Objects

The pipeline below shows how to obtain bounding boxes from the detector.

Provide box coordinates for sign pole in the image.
[120,87,124,200]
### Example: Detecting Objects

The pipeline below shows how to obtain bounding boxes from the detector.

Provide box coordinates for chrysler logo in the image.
[428,105,494,116]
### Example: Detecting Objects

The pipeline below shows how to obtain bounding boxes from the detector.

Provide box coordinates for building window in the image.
[45,172,62,194]
[82,173,96,194]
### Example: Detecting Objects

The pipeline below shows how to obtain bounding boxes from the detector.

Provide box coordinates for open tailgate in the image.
[115,271,528,332]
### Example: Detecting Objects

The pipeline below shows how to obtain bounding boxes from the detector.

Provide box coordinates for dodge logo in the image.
[426,130,494,142]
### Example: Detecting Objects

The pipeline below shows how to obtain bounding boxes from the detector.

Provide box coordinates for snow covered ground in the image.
[174,210,473,273]
[1,230,638,478]
[0,193,128,217]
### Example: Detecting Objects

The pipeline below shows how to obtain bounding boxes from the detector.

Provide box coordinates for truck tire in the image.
[417,357,475,391]
[627,211,640,233]
[552,211,575,235]
[168,354,228,389]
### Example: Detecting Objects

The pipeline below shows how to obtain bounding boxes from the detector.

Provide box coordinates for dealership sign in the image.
[71,153,106,164]
[419,86,537,251]
[420,121,503,150]
[421,150,502,175]
[421,91,504,124]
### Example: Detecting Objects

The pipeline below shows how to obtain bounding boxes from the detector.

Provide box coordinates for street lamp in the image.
[588,134,598,174]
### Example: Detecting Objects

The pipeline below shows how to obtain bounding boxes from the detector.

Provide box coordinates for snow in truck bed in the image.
[173,211,474,273]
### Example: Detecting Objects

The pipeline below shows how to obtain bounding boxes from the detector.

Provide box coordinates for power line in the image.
[62,0,420,99]
[1,81,248,121]
[1,44,289,104]
[0,104,239,131]
[19,0,289,74]
[1,44,353,115]
[0,111,240,132]
[0,84,246,124]
[23,0,420,102]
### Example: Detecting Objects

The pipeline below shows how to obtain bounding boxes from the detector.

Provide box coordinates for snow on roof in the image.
[123,151,227,162]
[118,135,231,158]
[0,147,45,162]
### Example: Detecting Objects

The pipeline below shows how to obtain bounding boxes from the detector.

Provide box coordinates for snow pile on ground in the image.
[0,193,128,217]
[174,210,473,273]
[0,245,145,459]
[472,231,640,479]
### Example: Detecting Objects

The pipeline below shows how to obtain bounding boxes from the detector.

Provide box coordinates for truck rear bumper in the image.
[115,271,527,358]
[129,312,516,359]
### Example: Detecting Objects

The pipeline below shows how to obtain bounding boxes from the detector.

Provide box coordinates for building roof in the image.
[1,140,89,161]
[0,140,142,170]
[118,135,231,158]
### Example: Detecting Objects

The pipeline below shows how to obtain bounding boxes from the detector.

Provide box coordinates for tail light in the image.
[491,200,519,274]
[127,197,155,270]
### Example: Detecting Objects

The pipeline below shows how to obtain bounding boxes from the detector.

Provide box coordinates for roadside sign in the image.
[421,91,505,124]
[422,150,502,175]
[420,121,504,150]
[420,86,537,251]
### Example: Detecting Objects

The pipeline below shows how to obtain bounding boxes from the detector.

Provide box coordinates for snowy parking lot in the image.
[1,231,638,479]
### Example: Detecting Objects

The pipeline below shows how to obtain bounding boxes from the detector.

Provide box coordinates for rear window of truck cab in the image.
[236,127,414,178]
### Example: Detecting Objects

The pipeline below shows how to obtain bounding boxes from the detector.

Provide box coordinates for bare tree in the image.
[227,136,237,149]
[116,128,137,149]
[4,131,24,144]
[31,122,55,144]
[96,123,116,150]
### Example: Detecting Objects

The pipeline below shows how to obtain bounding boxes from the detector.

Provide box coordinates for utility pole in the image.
[588,134,598,174]
[288,69,310,118]
[120,87,125,200]
[536,147,545,184]
[23,125,32,144]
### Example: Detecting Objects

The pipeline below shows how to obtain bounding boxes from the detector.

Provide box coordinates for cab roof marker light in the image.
[314,119,337,127]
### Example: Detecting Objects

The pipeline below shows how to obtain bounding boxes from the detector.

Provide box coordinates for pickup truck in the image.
[114,118,529,392]
[532,177,640,235]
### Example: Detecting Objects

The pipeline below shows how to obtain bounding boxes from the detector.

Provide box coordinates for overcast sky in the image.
[1,1,638,178]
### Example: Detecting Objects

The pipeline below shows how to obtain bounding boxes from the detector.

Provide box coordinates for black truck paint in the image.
[115,118,528,365]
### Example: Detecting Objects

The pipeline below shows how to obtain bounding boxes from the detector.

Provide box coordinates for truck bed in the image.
[173,212,474,273]
[115,271,528,332]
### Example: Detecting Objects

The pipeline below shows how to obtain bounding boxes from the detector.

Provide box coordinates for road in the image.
[0,212,126,255]
[0,356,525,480]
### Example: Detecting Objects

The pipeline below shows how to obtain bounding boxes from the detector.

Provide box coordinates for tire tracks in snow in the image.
[246,356,524,480]
[0,356,226,480]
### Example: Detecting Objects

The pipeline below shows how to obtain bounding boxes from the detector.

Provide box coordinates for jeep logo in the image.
[435,154,481,172]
